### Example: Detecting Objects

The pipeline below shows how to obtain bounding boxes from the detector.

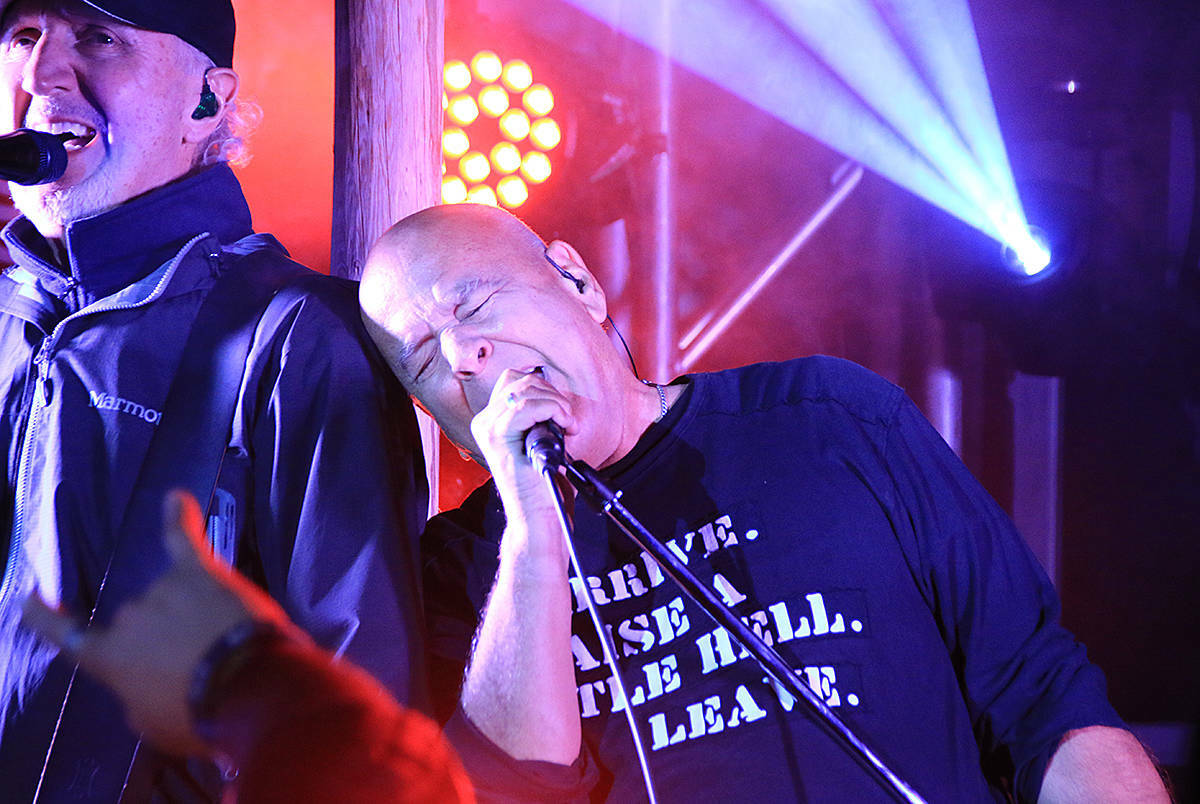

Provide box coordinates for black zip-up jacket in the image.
[0,165,428,802]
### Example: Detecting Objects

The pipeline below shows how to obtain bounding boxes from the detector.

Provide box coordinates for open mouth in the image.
[39,122,97,151]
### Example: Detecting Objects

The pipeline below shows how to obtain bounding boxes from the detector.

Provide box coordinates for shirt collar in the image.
[1,163,253,300]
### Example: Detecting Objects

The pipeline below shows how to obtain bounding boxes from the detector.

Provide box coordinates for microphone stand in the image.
[551,454,928,804]
[533,448,660,804]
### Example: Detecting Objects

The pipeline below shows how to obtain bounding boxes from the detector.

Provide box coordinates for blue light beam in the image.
[880,0,1039,258]
[877,0,1023,213]
[559,0,1045,274]
[561,0,994,234]
[757,0,1012,240]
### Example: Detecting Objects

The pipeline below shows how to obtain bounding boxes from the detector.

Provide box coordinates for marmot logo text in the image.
[88,391,162,425]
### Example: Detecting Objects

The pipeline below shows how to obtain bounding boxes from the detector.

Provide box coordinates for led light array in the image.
[442,50,562,209]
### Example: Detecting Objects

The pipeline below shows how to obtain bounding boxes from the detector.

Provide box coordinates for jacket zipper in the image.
[0,232,213,610]
[0,344,50,603]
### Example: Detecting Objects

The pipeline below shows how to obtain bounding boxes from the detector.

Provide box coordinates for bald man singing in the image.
[359,203,1166,802]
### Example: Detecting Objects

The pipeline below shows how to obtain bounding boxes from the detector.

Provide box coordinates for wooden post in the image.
[332,0,443,279]
[332,0,444,512]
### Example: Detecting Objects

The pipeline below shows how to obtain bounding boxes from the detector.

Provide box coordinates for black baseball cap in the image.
[80,1,236,67]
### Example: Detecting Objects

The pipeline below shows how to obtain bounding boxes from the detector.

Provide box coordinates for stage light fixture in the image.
[460,151,491,183]
[442,49,564,208]
[497,175,530,207]
[1003,225,1053,277]
[467,185,499,205]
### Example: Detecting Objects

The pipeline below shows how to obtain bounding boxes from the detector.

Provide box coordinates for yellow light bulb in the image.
[502,60,533,92]
[443,60,471,92]
[520,151,552,184]
[478,84,510,117]
[459,151,490,184]
[447,94,479,126]
[442,127,470,159]
[498,108,530,141]
[522,84,554,117]
[467,185,498,206]
[470,51,502,83]
[490,142,521,174]
[441,175,467,204]
[529,118,561,151]
[496,175,529,208]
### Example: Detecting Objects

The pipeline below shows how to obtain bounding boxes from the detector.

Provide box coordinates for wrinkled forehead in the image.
[387,259,501,331]
[361,255,451,346]
[362,209,547,334]
[364,254,506,362]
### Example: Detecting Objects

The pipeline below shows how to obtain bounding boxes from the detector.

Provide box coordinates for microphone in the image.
[524,420,565,473]
[0,129,70,185]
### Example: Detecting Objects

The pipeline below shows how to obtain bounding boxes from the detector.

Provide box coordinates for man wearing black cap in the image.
[0,1,429,800]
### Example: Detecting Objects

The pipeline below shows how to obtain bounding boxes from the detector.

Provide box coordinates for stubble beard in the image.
[9,168,117,237]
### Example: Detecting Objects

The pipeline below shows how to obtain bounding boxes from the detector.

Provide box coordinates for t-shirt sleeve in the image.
[442,706,598,803]
[880,394,1125,802]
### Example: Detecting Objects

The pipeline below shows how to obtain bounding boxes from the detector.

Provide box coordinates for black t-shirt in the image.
[424,357,1123,802]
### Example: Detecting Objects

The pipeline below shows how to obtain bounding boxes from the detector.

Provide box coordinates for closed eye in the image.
[413,350,437,383]
[459,291,496,321]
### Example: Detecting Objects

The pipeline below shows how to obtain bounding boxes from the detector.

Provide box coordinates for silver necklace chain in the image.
[644,381,668,422]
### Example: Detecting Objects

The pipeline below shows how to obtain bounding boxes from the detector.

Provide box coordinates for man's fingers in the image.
[488,372,576,433]
[162,489,209,567]
[21,594,90,658]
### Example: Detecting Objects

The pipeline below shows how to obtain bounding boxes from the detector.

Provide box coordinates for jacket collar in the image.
[1,164,253,301]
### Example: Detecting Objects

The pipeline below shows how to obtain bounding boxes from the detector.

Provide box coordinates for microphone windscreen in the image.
[2,129,69,185]
[38,131,68,184]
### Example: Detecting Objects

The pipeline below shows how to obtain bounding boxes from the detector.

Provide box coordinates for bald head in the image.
[360,204,617,458]
[361,204,553,380]
[371,203,546,269]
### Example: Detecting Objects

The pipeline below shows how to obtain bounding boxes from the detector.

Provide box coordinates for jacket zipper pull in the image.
[33,344,52,405]
[58,275,79,311]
